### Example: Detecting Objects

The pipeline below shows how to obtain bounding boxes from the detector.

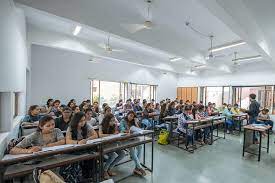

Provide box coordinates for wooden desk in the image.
[242,124,271,161]
[0,143,100,182]
[232,113,248,133]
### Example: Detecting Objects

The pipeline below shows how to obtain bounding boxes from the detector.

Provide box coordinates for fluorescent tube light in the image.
[170,57,182,62]
[232,55,262,62]
[73,25,82,36]
[209,40,246,53]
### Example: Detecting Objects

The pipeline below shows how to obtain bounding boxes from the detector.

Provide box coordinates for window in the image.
[91,80,157,107]
[14,92,20,117]
[222,87,231,104]
[205,87,223,107]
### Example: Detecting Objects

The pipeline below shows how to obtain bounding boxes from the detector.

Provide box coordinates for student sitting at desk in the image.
[50,100,62,117]
[66,112,98,144]
[21,105,44,125]
[141,103,156,129]
[72,105,80,114]
[231,104,241,114]
[67,100,76,110]
[98,106,119,125]
[176,105,194,147]
[41,98,54,114]
[100,113,126,179]
[133,100,143,112]
[198,105,208,118]
[222,103,234,134]
[120,111,146,176]
[124,99,134,113]
[10,115,65,154]
[55,107,72,131]
[167,101,176,116]
[65,112,98,180]
[85,108,98,127]
[258,108,274,131]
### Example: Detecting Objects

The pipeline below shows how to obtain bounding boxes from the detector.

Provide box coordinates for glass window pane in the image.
[99,81,120,107]
[223,87,230,104]
[240,86,265,109]
[91,80,99,103]
[206,87,223,107]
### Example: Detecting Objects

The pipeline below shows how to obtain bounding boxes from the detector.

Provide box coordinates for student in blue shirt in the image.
[120,111,146,176]
[21,105,43,123]
[222,103,234,134]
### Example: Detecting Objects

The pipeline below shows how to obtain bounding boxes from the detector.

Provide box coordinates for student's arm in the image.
[98,125,110,137]
[87,128,98,140]
[65,129,78,144]
[10,135,41,154]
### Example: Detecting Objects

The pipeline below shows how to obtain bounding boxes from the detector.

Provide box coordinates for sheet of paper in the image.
[40,144,75,152]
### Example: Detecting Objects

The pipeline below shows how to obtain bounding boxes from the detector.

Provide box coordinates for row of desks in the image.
[0,131,154,183]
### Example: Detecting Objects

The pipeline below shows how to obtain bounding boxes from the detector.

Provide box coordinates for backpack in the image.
[33,168,65,183]
[157,129,169,145]
[5,137,25,154]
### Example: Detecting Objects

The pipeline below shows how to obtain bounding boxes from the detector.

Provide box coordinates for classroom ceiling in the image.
[15,0,275,75]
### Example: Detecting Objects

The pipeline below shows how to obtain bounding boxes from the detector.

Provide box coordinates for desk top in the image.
[232,113,248,117]
[244,124,271,132]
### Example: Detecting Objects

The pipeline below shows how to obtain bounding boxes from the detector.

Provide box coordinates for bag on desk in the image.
[158,130,169,145]
[39,170,65,183]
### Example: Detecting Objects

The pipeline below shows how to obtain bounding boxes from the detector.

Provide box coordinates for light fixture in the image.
[194,64,206,69]
[232,55,262,62]
[209,40,246,53]
[170,57,183,62]
[73,25,82,36]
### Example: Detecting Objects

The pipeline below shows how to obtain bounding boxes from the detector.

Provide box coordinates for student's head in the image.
[85,108,93,120]
[125,110,136,124]
[249,93,256,101]
[185,100,190,104]
[184,105,192,115]
[46,99,54,107]
[70,112,86,129]
[155,103,160,109]
[262,108,269,114]
[86,100,91,105]
[145,103,151,110]
[213,103,216,107]
[222,103,227,109]
[160,103,167,113]
[73,105,80,113]
[28,105,40,116]
[198,105,205,112]
[102,103,108,110]
[199,101,203,104]
[101,113,116,134]
[168,101,175,109]
[70,99,76,104]
[227,104,232,110]
[93,101,99,107]
[37,115,55,133]
[67,101,75,109]
[126,99,131,105]
[233,103,239,108]
[104,106,112,115]
[62,107,72,119]
[180,100,183,104]
[70,112,87,139]
[53,100,61,108]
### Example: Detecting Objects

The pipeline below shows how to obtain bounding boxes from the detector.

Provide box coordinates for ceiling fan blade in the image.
[121,23,146,33]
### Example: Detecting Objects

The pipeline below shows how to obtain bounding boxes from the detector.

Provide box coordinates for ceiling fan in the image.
[98,35,124,53]
[121,0,153,33]
[205,35,226,61]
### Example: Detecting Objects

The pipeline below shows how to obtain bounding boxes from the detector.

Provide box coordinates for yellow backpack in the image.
[157,130,169,145]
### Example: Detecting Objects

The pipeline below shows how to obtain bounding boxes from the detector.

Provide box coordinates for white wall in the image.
[30,45,177,105]
[0,0,28,156]
[0,0,28,132]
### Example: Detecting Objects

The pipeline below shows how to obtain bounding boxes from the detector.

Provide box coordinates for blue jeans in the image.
[225,119,234,131]
[129,145,142,169]
[264,120,274,129]
[104,150,126,171]
[177,128,193,146]
[142,119,153,129]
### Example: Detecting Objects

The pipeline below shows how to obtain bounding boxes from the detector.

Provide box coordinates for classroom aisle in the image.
[114,134,275,183]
